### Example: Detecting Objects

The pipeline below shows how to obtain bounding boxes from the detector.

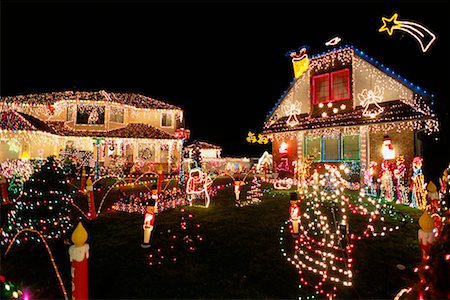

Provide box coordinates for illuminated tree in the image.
[190,141,203,169]
[2,156,72,246]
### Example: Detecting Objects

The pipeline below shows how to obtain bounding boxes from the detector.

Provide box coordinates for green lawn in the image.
[1,177,424,299]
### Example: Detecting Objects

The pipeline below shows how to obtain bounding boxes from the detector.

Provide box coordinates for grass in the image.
[1,177,424,299]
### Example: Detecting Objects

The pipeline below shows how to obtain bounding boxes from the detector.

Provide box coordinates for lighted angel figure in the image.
[284,103,302,127]
[358,86,385,118]
[186,168,213,208]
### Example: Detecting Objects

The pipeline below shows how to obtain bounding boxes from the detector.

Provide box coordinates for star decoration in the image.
[378,13,401,36]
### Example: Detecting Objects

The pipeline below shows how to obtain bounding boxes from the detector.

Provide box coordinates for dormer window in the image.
[161,112,173,127]
[312,68,350,104]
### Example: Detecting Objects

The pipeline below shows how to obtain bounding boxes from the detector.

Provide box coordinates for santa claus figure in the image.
[186,168,213,208]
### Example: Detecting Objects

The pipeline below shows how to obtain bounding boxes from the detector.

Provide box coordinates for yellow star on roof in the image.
[378,13,401,36]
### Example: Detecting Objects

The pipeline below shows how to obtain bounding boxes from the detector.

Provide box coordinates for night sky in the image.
[2,1,449,176]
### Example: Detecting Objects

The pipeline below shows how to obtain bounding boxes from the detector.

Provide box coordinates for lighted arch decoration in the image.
[378,13,436,52]
[5,229,69,300]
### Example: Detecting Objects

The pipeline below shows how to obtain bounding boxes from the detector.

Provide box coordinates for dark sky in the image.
[2,0,449,174]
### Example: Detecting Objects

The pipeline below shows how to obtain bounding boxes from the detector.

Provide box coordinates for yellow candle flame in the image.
[71,222,88,246]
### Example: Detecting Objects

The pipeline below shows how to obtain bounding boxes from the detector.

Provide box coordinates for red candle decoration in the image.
[86,178,96,218]
[69,222,89,300]
[0,173,9,204]
[418,210,436,262]
[80,168,87,192]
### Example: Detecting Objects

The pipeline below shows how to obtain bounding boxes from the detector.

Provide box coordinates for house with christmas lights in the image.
[0,90,186,173]
[262,45,439,179]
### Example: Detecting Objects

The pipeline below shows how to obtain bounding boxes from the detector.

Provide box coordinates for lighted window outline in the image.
[304,137,322,162]
[109,106,125,123]
[312,68,351,104]
[303,134,360,162]
[341,134,360,161]
[322,135,340,162]
[331,69,351,101]
[312,73,330,104]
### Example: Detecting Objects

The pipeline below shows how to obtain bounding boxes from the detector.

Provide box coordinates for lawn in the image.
[1,176,424,299]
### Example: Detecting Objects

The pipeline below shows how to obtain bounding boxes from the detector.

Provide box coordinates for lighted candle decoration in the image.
[85,177,96,218]
[0,173,9,203]
[280,164,414,299]
[426,181,440,214]
[69,222,89,300]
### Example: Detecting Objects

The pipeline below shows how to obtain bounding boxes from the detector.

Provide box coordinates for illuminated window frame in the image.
[303,134,360,162]
[312,68,351,104]
[161,112,173,128]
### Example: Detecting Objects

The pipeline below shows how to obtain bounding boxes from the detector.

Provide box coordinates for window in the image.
[312,68,350,103]
[160,144,169,162]
[342,135,359,160]
[312,74,329,104]
[161,112,172,127]
[66,106,74,121]
[322,136,340,161]
[304,137,321,161]
[331,69,350,101]
[110,107,124,123]
[303,134,359,162]
[76,105,105,125]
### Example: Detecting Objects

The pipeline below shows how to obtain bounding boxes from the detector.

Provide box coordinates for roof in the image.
[187,141,222,150]
[265,45,435,121]
[46,122,176,139]
[1,111,176,139]
[0,90,182,110]
[262,100,434,134]
[0,110,57,133]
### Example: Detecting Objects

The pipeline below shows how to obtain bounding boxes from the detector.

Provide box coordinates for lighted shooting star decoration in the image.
[379,13,436,53]
[358,86,385,118]
[288,47,310,79]
[284,103,302,127]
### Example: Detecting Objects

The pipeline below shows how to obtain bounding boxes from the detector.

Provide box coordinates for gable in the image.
[264,46,435,131]
[267,72,310,125]
[353,55,414,105]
